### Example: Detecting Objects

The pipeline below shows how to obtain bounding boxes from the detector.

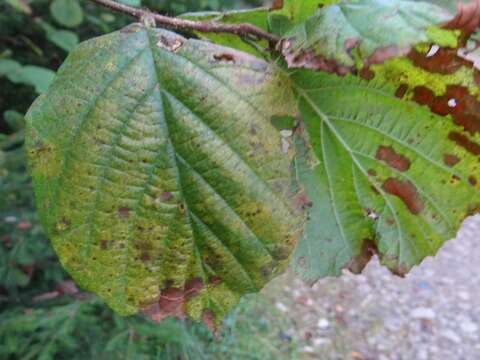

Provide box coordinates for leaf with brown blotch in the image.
[291,67,480,283]
[26,24,304,330]
[444,0,480,35]
[279,0,480,74]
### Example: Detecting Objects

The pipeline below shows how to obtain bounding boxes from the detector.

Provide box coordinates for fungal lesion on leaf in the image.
[212,53,236,64]
[156,33,184,52]
[382,177,425,215]
[443,153,461,167]
[118,207,131,219]
[346,239,378,275]
[375,145,411,172]
[141,277,206,324]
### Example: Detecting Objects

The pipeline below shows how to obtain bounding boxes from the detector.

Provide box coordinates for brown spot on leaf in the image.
[143,278,204,323]
[281,41,352,75]
[466,203,480,217]
[100,240,109,250]
[118,207,130,219]
[451,174,461,183]
[443,153,461,167]
[389,263,409,277]
[376,145,411,172]
[409,48,473,75]
[448,131,480,155]
[414,85,480,135]
[367,169,377,177]
[360,67,375,80]
[383,178,424,215]
[395,84,409,98]
[469,175,477,186]
[156,34,184,52]
[213,53,235,63]
[347,239,378,274]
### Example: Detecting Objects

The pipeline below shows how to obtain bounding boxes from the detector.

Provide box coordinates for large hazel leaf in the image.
[280,0,458,74]
[291,70,480,283]
[25,24,304,328]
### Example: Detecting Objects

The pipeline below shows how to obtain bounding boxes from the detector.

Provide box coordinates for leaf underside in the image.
[26,24,304,327]
[292,48,480,282]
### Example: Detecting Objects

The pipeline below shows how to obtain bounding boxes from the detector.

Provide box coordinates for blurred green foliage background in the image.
[0,1,305,358]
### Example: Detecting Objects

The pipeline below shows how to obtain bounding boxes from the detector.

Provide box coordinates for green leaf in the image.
[281,0,455,74]
[12,66,55,94]
[3,110,25,132]
[5,0,32,14]
[275,0,338,24]
[26,24,303,327]
[50,0,84,28]
[47,29,79,52]
[0,59,55,94]
[37,20,79,52]
[0,59,23,77]
[291,70,480,282]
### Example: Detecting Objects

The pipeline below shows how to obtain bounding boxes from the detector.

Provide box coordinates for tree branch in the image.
[89,0,280,44]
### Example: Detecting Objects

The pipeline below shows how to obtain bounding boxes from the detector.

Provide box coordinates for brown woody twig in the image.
[89,0,280,44]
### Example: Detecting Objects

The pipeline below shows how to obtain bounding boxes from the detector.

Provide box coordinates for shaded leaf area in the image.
[291,70,480,283]
[26,24,304,327]
[281,0,458,74]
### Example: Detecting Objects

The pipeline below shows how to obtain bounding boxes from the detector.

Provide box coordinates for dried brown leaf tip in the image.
[346,239,378,274]
[445,0,480,34]
[280,40,352,75]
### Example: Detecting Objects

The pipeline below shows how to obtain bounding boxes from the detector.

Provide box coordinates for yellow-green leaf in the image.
[26,24,304,328]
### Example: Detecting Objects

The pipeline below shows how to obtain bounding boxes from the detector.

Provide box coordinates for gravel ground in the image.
[265,215,480,360]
